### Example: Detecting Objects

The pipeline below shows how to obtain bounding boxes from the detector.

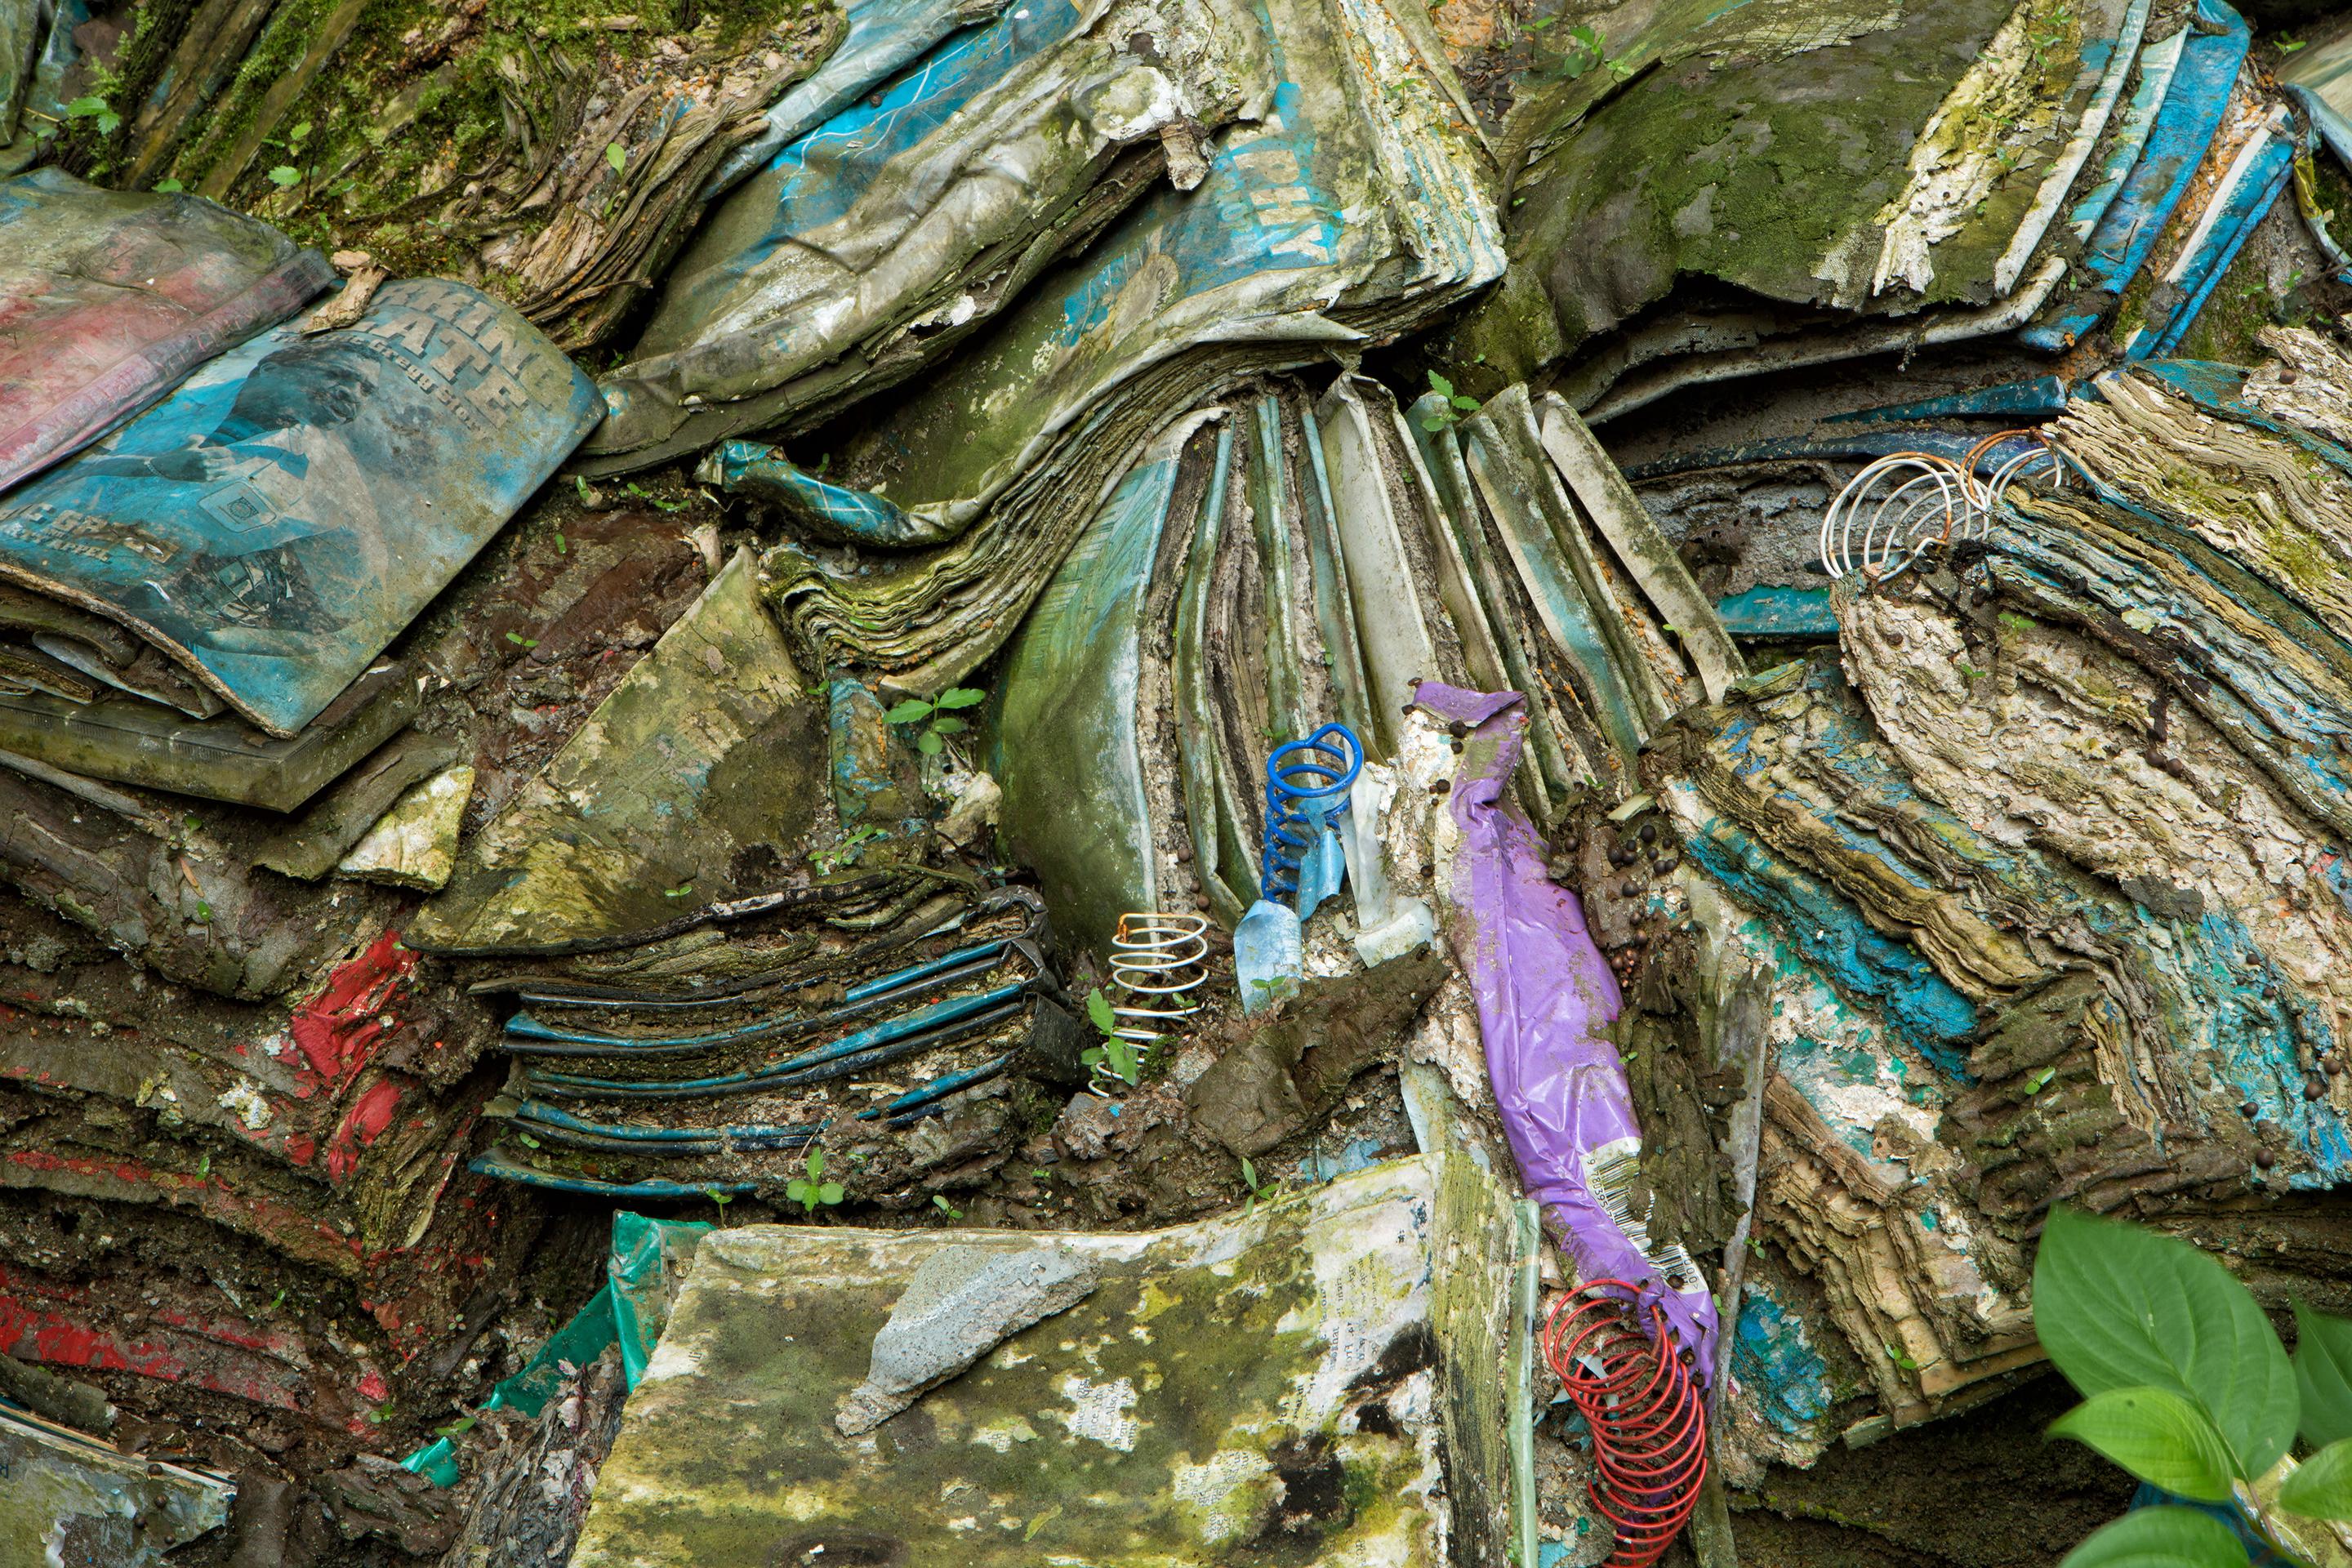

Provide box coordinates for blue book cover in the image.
[0,278,601,736]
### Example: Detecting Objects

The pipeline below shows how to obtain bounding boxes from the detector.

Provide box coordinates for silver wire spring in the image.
[1089,912,1210,1094]
[1817,434,2067,582]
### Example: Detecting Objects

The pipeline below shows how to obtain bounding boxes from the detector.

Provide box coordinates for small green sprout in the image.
[1419,370,1481,432]
[1241,1158,1281,1214]
[933,1194,964,1220]
[1078,987,1140,1085]
[786,1148,844,1215]
[884,686,987,755]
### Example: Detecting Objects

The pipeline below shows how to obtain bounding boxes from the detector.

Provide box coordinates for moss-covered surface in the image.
[54,0,835,337]
[572,1160,1467,1566]
[1438,0,2133,391]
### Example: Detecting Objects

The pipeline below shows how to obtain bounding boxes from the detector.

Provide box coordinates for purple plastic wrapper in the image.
[1418,679,1718,1376]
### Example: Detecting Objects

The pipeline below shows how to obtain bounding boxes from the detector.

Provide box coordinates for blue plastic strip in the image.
[514,1099,824,1146]
[1717,586,1839,639]
[2018,0,2249,351]
[2063,29,2188,245]
[844,939,1007,1003]
[2133,128,2296,359]
[526,986,1029,1097]
[1825,376,2073,425]
[468,1156,758,1197]
[854,1053,1012,1120]
[504,940,1010,1052]
[1624,430,2044,483]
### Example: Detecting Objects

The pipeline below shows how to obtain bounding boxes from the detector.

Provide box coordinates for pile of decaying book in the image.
[7,0,2352,1561]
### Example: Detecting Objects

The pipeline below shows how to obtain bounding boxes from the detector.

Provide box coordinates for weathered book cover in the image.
[0,277,602,735]
[0,167,333,492]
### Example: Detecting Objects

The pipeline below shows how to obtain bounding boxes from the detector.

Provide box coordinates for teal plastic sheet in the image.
[402,1213,709,1486]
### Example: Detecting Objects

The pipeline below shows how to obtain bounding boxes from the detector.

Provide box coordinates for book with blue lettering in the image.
[0,278,601,737]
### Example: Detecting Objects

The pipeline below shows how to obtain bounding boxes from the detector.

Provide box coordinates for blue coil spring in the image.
[1261,724,1365,906]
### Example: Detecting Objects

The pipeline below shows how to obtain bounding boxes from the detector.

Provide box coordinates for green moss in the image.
[1475,0,2016,368]
[579,1176,1459,1566]
[143,0,830,287]
[2173,231,2288,365]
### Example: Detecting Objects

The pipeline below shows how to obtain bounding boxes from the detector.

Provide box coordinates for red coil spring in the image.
[1540,1281,1708,1568]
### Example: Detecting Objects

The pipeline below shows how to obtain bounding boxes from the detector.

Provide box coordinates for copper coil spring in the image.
[1819,436,2067,584]
[1541,1283,1708,1568]
[1969,429,2068,516]
[1088,912,1209,1094]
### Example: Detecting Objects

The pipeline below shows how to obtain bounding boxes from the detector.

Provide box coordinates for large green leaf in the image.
[2280,1438,2352,1521]
[2034,1206,2296,1478]
[2049,1388,2237,1503]
[2058,1508,2247,1568]
[2294,1300,2352,1450]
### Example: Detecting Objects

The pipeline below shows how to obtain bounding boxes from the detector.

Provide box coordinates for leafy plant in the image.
[1525,19,1626,83]
[2038,1205,2352,1566]
[813,823,889,875]
[1078,987,1140,1086]
[705,1186,733,1223]
[786,1148,844,1216]
[1419,370,1481,432]
[933,1194,964,1221]
[883,687,986,755]
[65,95,121,136]
[266,165,303,189]
[1241,1158,1281,1214]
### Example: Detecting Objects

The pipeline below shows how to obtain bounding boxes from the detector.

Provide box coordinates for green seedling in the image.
[1530,20,1620,82]
[621,480,689,514]
[1078,987,1140,1085]
[65,95,121,135]
[606,141,628,174]
[933,1194,964,1221]
[1419,370,1481,432]
[786,1148,844,1216]
[1241,1157,1281,1214]
[267,165,303,188]
[883,686,987,755]
[2023,1065,2058,1096]
[705,1186,733,1223]
[813,823,889,874]
[1883,1341,1920,1371]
